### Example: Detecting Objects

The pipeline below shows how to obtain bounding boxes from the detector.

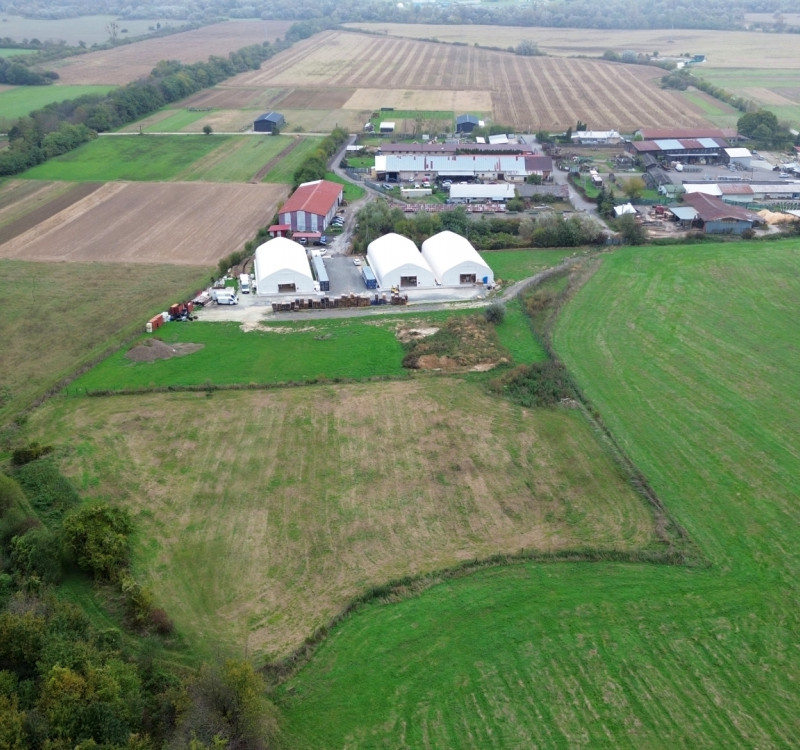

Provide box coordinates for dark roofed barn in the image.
[254,112,285,133]
[456,114,480,134]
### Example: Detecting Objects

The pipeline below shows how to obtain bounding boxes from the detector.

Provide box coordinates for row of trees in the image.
[0,19,328,177]
[292,126,349,188]
[352,200,608,254]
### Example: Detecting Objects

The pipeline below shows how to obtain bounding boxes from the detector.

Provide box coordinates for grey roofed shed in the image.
[254,111,285,133]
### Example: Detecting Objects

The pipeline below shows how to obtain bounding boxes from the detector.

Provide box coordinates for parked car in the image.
[353,258,361,266]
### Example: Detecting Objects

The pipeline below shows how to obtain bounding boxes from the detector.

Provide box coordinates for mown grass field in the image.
[0,260,206,427]
[262,138,324,184]
[275,239,800,747]
[19,134,231,182]
[174,136,299,182]
[32,377,656,660]
[0,84,115,120]
[69,299,546,393]
[480,248,576,282]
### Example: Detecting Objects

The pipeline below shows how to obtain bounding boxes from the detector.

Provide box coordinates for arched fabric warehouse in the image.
[253,237,314,295]
[366,233,435,289]
[421,231,494,286]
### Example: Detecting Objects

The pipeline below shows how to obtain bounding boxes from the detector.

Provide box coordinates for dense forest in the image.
[1,0,799,31]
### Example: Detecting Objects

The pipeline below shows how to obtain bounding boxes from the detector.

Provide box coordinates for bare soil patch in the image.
[126,338,204,362]
[0,182,104,246]
[182,86,267,110]
[51,21,294,86]
[0,181,288,265]
[277,87,357,109]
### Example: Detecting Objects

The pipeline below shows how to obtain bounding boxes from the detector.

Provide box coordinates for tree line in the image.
[0,450,276,749]
[0,20,329,177]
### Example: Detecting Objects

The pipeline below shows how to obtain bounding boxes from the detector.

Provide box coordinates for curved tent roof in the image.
[367,233,434,288]
[254,237,314,294]
[420,231,493,286]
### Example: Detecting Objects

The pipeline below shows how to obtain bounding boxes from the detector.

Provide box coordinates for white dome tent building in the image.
[421,231,494,286]
[253,237,314,295]
[366,233,435,289]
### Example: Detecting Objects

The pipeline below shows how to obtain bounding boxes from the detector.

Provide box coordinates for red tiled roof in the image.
[281,180,342,216]
[718,183,754,196]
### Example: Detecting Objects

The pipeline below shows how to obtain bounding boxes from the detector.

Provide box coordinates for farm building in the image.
[254,112,285,133]
[448,184,515,203]
[724,147,752,169]
[456,114,481,133]
[421,231,493,286]
[379,142,533,155]
[679,192,764,234]
[379,121,395,134]
[571,130,621,145]
[366,233,435,289]
[253,237,314,294]
[636,127,733,140]
[630,137,729,164]
[524,155,553,180]
[613,203,637,217]
[278,180,343,232]
[375,154,531,183]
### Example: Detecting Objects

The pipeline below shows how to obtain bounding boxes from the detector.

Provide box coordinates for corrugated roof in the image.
[280,180,342,217]
[719,184,753,195]
[638,127,729,140]
[683,192,763,223]
[378,154,529,174]
[255,111,284,123]
[449,184,515,199]
[670,206,698,221]
[656,139,685,150]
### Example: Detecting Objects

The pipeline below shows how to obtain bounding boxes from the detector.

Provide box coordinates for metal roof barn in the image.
[366,233,435,289]
[421,231,493,286]
[254,237,315,295]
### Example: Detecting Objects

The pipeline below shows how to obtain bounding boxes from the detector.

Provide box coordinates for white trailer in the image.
[239,273,251,293]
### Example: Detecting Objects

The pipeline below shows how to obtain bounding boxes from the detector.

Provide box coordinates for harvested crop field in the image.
[231,31,711,131]
[50,20,294,86]
[350,23,800,70]
[36,378,657,659]
[0,181,287,265]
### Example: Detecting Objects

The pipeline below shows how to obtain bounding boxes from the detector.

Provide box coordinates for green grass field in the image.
[695,67,800,124]
[323,171,365,202]
[0,84,115,120]
[275,239,800,747]
[480,248,576,282]
[680,89,739,128]
[69,299,547,393]
[0,48,36,57]
[262,137,324,184]
[173,136,298,182]
[142,108,208,133]
[0,260,206,428]
[18,134,232,181]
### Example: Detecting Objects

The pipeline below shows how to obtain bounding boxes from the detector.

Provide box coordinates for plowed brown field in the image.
[0,181,288,265]
[50,20,294,86]
[229,30,711,131]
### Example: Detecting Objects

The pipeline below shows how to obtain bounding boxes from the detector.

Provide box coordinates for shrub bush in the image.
[11,442,53,467]
[488,360,575,407]
[62,503,133,581]
[485,302,506,324]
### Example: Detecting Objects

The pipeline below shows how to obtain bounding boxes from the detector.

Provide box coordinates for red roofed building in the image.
[681,192,764,234]
[278,180,343,232]
[636,127,735,140]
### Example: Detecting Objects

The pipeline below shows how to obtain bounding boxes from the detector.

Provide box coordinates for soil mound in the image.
[126,338,204,363]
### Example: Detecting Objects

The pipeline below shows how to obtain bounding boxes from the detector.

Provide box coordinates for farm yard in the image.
[0,181,287,264]
[49,20,294,86]
[225,30,712,132]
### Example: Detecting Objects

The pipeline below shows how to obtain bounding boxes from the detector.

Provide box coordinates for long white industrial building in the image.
[254,237,314,295]
[421,231,493,286]
[366,233,435,289]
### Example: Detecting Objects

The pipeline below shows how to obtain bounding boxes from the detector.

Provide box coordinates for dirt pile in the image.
[125,338,204,363]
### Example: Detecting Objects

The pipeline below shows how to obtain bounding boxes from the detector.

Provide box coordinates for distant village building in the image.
[456,114,481,133]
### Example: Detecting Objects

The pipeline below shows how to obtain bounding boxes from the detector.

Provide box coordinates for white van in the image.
[239,273,251,294]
